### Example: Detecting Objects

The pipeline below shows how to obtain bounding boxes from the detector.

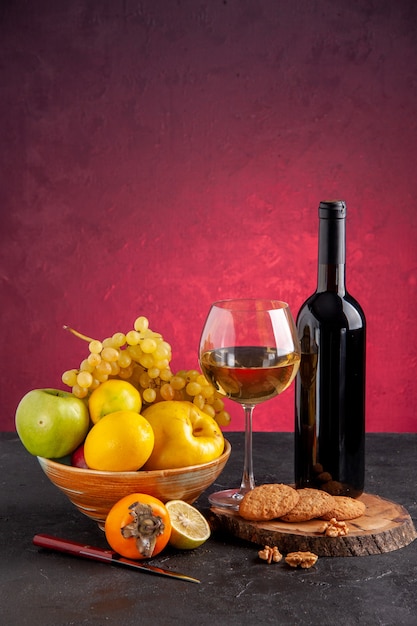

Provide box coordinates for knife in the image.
[33,534,200,584]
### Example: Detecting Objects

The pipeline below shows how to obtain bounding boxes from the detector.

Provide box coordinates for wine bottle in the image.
[294,200,366,498]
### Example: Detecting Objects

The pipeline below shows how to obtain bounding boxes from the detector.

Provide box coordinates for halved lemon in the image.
[165,500,211,550]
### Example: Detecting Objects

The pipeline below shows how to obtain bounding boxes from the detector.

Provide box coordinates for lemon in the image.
[165,500,211,550]
[83,410,154,471]
[88,380,142,424]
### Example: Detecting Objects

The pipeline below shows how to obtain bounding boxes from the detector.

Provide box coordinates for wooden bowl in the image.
[37,439,231,528]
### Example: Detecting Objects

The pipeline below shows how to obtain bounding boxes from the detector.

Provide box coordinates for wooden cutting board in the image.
[209,493,417,557]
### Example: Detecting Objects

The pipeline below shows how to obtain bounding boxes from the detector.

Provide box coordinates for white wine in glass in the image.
[199,299,301,509]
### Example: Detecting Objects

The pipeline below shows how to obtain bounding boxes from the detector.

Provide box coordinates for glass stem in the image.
[239,404,255,495]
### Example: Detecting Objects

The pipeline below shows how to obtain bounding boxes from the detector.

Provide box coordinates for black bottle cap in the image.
[319,200,346,218]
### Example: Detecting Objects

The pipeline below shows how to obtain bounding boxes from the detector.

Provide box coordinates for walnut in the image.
[317,471,332,483]
[319,517,349,537]
[312,463,323,474]
[258,545,282,564]
[321,480,344,495]
[285,551,318,569]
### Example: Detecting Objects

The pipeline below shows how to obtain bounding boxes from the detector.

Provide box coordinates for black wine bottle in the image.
[294,200,366,498]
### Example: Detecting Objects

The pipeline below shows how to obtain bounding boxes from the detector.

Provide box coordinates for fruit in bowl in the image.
[37,439,231,528]
[83,409,155,471]
[14,315,233,528]
[142,400,225,470]
[15,389,90,458]
[88,379,142,424]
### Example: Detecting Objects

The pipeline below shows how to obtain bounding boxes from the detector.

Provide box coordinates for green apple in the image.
[15,388,90,458]
[142,400,225,470]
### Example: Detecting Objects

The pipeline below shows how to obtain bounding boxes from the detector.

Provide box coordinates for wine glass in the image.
[199,299,301,509]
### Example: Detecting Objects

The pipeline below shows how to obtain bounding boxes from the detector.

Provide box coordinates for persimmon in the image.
[105,493,171,559]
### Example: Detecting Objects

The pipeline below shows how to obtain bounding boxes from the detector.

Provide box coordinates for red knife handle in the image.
[33,534,114,563]
[33,533,200,583]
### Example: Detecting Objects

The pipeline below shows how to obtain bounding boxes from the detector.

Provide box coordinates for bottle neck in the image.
[317,213,346,294]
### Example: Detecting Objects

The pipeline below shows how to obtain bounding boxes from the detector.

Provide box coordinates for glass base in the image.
[208,488,244,510]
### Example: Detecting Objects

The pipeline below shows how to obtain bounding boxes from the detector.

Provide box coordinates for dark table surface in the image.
[1,431,416,626]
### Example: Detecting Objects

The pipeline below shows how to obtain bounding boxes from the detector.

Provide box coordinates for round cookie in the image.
[239,484,300,521]
[320,496,366,521]
[280,488,335,522]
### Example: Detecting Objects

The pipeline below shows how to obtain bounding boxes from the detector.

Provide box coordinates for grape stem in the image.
[63,325,95,343]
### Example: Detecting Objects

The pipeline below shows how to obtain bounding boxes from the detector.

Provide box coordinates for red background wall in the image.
[1,0,417,433]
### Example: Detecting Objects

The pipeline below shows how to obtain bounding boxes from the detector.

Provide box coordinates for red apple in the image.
[71,443,89,468]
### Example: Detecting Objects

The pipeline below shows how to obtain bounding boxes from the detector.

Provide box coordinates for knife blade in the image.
[33,534,200,584]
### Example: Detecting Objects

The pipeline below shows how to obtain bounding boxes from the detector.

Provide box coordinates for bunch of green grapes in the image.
[158,368,231,426]
[62,316,231,427]
[62,316,171,400]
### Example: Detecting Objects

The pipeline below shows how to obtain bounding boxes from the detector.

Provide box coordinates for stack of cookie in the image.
[239,484,366,523]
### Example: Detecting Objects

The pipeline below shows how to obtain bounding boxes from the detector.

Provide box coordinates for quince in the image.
[142,400,224,470]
